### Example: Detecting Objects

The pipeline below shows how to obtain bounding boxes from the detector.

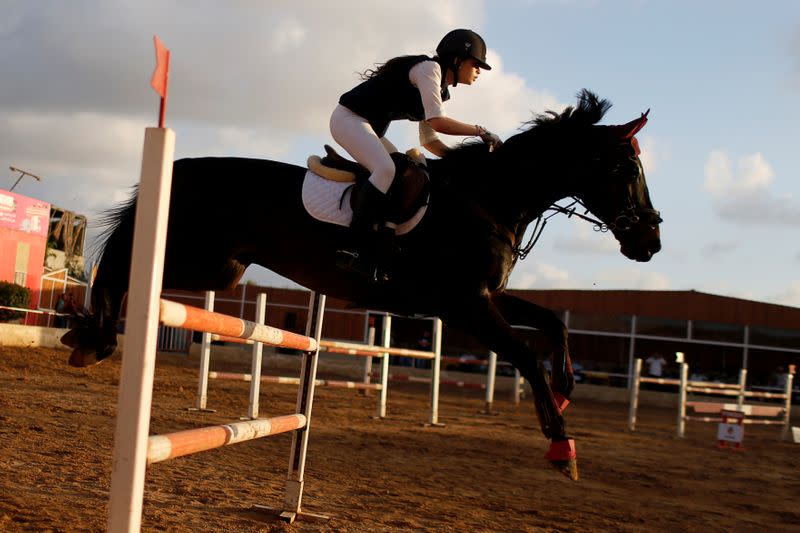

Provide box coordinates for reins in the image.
[513,198,662,261]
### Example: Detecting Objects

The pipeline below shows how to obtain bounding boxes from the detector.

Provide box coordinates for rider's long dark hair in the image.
[359,54,443,80]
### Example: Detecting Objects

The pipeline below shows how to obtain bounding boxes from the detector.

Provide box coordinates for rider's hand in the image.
[476,125,503,152]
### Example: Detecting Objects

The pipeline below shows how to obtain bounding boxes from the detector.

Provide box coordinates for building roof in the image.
[509,289,800,329]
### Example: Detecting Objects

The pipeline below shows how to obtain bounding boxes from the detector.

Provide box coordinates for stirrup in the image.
[371,266,391,284]
[334,249,391,284]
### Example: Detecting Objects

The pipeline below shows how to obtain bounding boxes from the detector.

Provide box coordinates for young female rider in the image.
[331,28,502,282]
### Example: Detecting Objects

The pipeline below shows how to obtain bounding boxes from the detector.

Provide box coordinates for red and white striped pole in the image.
[147,415,306,464]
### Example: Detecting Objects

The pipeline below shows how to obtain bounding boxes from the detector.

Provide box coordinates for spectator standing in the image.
[645,352,667,378]
[54,293,67,328]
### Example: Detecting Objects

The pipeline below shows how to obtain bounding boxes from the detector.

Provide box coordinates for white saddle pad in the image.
[301,170,427,236]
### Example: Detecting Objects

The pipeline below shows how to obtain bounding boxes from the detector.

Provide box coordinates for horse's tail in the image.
[88,184,140,267]
[63,185,140,367]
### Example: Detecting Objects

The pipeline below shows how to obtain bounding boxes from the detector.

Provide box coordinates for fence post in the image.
[513,369,522,406]
[677,362,688,438]
[376,313,391,419]
[628,358,642,431]
[107,127,175,533]
[360,321,376,395]
[281,292,326,520]
[428,318,444,426]
[736,368,747,410]
[191,290,215,412]
[781,365,795,441]
[482,351,498,414]
[245,293,267,419]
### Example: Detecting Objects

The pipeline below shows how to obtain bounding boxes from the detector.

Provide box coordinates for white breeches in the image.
[330,104,396,193]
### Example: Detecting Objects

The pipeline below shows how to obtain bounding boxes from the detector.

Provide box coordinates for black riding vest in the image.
[338,55,450,138]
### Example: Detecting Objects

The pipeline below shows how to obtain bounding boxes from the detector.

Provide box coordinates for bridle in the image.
[513,168,663,261]
[512,109,661,261]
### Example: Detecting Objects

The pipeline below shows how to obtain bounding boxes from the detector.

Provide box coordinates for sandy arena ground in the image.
[1,344,799,532]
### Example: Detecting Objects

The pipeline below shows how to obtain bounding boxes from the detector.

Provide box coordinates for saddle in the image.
[307,145,431,225]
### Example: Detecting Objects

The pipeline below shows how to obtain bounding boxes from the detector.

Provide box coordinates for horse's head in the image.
[576,110,662,262]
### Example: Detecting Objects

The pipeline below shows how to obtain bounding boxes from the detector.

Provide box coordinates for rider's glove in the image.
[475,125,503,152]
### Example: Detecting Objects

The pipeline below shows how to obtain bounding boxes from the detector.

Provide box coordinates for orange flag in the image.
[151,35,170,98]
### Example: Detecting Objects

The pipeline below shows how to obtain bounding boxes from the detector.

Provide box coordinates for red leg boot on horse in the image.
[530,361,578,480]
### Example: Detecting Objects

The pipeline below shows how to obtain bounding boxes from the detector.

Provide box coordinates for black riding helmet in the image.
[436,29,492,70]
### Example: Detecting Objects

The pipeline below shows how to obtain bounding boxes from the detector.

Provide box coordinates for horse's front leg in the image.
[442,292,577,480]
[491,291,575,401]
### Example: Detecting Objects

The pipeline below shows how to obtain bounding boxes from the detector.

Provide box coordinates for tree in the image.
[0,281,31,322]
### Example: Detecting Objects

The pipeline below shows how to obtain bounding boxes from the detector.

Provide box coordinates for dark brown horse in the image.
[63,90,662,479]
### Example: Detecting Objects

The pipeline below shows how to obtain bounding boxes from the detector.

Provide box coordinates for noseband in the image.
[581,200,663,234]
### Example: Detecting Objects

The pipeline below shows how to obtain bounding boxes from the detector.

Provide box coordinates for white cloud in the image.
[2,1,568,219]
[701,240,738,257]
[0,110,146,212]
[508,262,573,289]
[770,281,800,308]
[703,150,800,224]
[637,135,667,176]
[552,223,619,255]
[704,151,772,195]
[444,51,564,139]
[381,50,564,151]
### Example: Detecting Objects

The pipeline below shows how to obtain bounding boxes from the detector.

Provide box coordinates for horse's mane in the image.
[524,89,612,131]
[430,89,612,195]
[439,89,611,168]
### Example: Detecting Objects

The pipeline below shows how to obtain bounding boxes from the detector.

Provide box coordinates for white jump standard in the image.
[628,357,795,441]
[106,123,329,530]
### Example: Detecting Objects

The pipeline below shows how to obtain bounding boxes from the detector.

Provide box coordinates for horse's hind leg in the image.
[65,231,132,366]
[162,249,247,291]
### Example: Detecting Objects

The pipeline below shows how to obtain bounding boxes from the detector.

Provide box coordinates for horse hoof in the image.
[545,439,578,481]
[548,458,579,481]
[68,349,99,368]
[60,328,79,348]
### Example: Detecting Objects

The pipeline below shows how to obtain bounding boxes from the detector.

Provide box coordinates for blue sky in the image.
[2,1,799,306]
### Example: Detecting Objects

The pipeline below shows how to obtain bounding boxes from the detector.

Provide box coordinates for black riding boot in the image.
[336,181,394,283]
[349,180,387,236]
[372,225,398,283]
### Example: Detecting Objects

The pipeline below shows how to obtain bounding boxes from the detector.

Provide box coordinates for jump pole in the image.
[147,414,306,464]
[210,371,383,391]
[107,126,175,532]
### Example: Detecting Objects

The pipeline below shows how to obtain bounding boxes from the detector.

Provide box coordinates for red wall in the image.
[0,228,46,308]
[0,188,50,308]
